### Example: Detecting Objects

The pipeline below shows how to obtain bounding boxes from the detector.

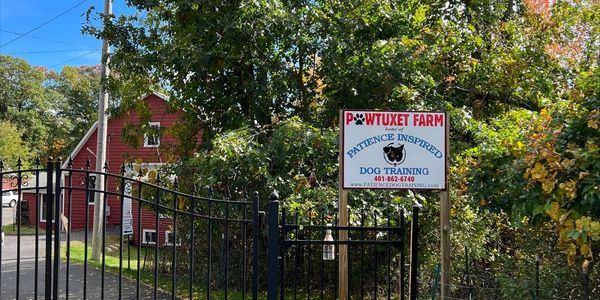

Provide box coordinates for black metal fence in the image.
[0,158,261,300]
[2,158,417,300]
[265,192,408,300]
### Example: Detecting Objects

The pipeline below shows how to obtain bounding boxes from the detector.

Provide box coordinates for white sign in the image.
[122,194,133,235]
[342,110,447,190]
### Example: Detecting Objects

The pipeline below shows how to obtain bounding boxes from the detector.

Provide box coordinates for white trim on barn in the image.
[61,121,98,169]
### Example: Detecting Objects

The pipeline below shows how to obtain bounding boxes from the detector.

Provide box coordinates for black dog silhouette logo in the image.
[383,143,406,166]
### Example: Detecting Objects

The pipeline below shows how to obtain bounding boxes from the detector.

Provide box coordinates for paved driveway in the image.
[2,206,16,227]
[1,232,171,299]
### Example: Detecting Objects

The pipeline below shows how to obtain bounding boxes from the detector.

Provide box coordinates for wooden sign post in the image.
[338,110,349,300]
[440,123,451,300]
[339,110,448,300]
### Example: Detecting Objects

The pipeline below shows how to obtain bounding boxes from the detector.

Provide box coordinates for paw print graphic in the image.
[354,113,365,125]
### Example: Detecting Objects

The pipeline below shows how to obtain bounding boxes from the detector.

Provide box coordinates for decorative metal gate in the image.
[0,158,261,299]
[265,192,407,299]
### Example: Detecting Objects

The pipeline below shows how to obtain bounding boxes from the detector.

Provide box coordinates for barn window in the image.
[144,122,161,147]
[39,193,54,222]
[142,229,157,245]
[165,230,181,246]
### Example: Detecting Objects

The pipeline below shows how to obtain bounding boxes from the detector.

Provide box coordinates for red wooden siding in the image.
[23,192,44,228]
[3,178,16,190]
[131,199,173,246]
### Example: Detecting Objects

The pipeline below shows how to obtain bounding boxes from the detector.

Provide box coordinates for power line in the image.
[0,0,89,49]
[8,49,100,55]
[48,49,97,68]
[0,30,83,47]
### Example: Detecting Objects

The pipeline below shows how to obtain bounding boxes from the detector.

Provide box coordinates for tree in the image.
[0,55,52,158]
[85,0,312,136]
[458,0,600,266]
[46,65,100,157]
[87,0,600,294]
[0,121,32,169]
[0,55,100,159]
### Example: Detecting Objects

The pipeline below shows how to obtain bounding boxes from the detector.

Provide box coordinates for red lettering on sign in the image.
[426,114,433,126]
[346,112,354,125]
[434,114,444,126]
[413,113,444,126]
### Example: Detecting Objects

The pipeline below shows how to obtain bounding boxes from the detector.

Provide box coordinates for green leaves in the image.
[0,121,32,169]
[0,56,99,160]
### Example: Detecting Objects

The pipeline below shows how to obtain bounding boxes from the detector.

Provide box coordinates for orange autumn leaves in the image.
[524,108,600,265]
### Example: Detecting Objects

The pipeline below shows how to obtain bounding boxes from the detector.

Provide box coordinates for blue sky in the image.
[0,0,133,72]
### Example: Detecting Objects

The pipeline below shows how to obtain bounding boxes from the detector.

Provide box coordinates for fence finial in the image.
[17,157,22,169]
[67,157,74,169]
[34,157,41,167]
[103,161,109,172]
[0,159,4,171]
[173,177,179,189]
[120,164,126,174]
[85,158,91,169]
[269,190,279,202]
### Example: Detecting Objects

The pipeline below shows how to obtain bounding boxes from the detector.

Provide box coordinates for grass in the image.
[4,230,389,299]
[60,239,343,300]
[62,239,267,299]
[2,223,40,235]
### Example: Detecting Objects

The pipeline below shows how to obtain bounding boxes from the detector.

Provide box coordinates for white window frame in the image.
[144,122,161,148]
[164,230,181,246]
[142,229,157,245]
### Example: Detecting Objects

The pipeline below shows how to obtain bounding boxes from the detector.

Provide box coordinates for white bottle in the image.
[323,224,335,261]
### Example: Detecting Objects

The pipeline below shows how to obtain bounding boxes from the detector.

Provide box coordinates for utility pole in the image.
[92,0,112,261]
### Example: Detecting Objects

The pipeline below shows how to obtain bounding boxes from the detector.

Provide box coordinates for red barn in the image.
[22,92,199,246]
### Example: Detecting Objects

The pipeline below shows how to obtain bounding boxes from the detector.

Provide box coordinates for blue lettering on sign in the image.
[396,134,443,158]
[383,167,430,175]
[347,134,395,158]
[360,167,381,174]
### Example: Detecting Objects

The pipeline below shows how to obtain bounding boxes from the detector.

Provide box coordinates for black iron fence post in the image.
[279,207,286,300]
[409,204,420,300]
[252,191,260,300]
[118,165,126,300]
[44,158,53,300]
[267,191,280,300]
[400,208,406,300]
[52,159,62,300]
[535,255,540,300]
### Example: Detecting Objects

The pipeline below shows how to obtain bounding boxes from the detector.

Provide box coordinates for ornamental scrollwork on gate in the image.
[10,174,29,187]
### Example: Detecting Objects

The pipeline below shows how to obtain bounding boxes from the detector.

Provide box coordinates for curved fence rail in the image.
[0,158,261,300]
